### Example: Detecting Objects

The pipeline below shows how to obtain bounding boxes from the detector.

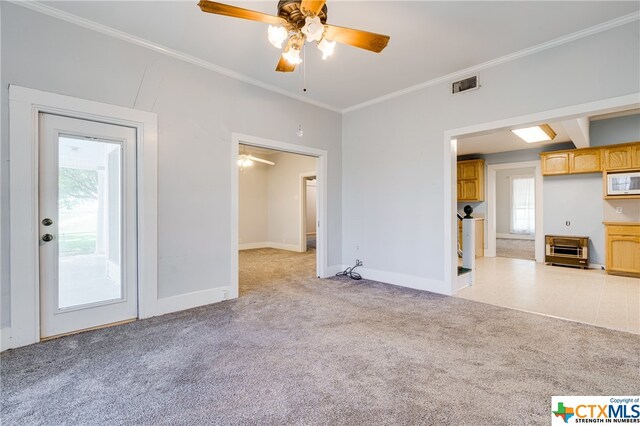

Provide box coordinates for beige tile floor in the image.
[456,257,640,334]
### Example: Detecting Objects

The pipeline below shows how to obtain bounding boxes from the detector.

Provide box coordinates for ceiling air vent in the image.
[452,75,479,95]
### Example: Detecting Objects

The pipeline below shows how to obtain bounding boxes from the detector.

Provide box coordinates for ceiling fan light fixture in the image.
[283,47,302,65]
[267,25,288,49]
[317,38,336,60]
[301,16,325,42]
[511,124,557,143]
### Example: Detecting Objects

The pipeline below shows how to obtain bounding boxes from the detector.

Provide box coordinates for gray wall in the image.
[544,174,604,265]
[496,167,536,236]
[1,4,342,327]
[591,114,640,146]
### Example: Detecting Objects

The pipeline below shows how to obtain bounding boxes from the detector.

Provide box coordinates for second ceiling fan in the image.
[198,0,390,72]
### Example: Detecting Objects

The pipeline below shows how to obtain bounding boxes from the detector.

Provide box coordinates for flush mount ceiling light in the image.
[511,124,557,143]
[198,0,390,72]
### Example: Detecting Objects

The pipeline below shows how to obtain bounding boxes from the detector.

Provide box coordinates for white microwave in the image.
[607,171,640,196]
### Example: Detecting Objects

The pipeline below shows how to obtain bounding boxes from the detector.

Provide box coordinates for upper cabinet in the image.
[541,152,569,175]
[457,159,484,202]
[569,148,601,174]
[603,145,633,170]
[541,142,639,176]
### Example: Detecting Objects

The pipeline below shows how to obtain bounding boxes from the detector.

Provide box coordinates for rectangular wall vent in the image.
[452,75,479,94]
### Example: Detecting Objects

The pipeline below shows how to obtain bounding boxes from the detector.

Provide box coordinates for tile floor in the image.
[456,257,640,334]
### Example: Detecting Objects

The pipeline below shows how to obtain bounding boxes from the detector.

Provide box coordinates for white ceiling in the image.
[457,121,572,156]
[40,1,639,111]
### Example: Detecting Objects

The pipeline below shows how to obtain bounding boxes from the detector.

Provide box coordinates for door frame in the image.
[299,172,316,253]
[443,92,640,296]
[7,85,158,350]
[231,133,328,298]
[485,161,544,262]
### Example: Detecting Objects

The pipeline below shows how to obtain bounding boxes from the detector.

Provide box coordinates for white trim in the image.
[155,287,231,316]
[327,264,346,276]
[239,242,271,251]
[231,133,329,299]
[6,85,158,350]
[344,11,640,113]
[496,233,535,241]
[486,161,543,262]
[11,1,340,114]
[10,1,638,114]
[299,171,316,253]
[239,242,302,252]
[444,93,640,295]
[356,267,450,296]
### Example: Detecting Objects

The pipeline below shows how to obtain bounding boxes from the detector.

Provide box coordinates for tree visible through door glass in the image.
[58,136,123,309]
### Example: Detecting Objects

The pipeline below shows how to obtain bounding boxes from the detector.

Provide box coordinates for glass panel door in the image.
[57,136,123,309]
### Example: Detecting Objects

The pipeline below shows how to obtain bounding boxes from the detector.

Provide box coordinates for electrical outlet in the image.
[356,259,363,267]
[222,289,228,300]
[616,207,623,213]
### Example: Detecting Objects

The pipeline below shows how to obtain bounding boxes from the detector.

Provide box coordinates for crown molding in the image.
[342,11,640,114]
[10,2,639,115]
[10,1,342,114]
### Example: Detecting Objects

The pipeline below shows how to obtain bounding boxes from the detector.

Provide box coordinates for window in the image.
[511,175,535,234]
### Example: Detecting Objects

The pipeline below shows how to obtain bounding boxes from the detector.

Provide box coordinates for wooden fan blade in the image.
[300,0,326,17]
[276,56,296,73]
[198,1,286,26]
[323,25,390,53]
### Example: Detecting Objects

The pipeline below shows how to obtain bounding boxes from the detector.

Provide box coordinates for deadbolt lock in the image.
[41,234,54,242]
[42,218,53,226]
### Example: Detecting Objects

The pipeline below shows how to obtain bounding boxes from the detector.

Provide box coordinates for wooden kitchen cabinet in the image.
[569,148,601,173]
[603,145,633,170]
[457,159,484,202]
[541,152,569,175]
[604,223,640,277]
[632,144,640,168]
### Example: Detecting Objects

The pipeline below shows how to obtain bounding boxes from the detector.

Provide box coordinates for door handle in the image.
[41,234,54,242]
[42,218,53,226]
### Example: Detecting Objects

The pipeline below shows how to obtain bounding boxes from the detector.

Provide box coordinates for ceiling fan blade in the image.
[198,1,286,26]
[248,155,275,166]
[323,25,390,53]
[300,0,326,17]
[276,56,296,73]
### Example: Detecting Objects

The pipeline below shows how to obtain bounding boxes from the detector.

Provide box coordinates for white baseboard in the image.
[155,287,232,316]
[588,263,604,270]
[239,242,270,250]
[239,241,302,252]
[496,233,535,240]
[1,327,12,352]
[457,271,472,291]
[357,267,451,295]
[327,264,346,276]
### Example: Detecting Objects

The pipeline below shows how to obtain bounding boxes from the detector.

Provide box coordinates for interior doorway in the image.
[300,173,317,253]
[231,133,329,299]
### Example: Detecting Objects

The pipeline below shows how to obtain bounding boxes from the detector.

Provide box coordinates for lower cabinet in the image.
[604,223,640,277]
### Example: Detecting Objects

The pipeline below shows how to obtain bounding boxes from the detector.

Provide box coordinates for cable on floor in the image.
[336,262,362,280]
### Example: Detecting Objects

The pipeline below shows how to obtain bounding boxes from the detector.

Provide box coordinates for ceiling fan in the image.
[198,0,390,72]
[238,154,276,168]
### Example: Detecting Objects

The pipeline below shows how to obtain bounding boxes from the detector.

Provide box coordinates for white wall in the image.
[266,152,316,248]
[239,164,268,246]
[0,4,342,327]
[238,151,316,250]
[343,21,639,293]
[306,180,317,235]
[496,167,536,237]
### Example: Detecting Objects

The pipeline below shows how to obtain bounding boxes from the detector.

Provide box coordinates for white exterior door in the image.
[39,113,138,338]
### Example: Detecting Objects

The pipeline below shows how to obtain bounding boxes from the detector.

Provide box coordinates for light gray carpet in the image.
[496,237,536,260]
[2,248,639,425]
